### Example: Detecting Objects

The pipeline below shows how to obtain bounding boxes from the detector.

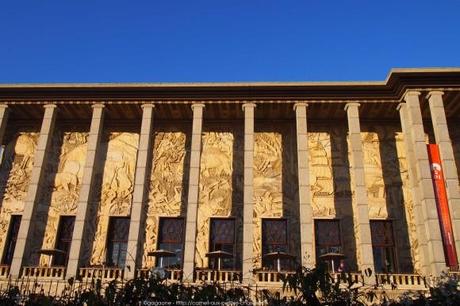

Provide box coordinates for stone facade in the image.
[0,68,459,289]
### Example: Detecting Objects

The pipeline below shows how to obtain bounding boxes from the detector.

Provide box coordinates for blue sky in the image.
[0,1,459,83]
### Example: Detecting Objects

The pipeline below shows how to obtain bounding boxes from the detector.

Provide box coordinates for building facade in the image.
[0,68,460,290]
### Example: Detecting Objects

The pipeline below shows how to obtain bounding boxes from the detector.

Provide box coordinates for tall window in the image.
[53,216,75,266]
[370,220,397,273]
[210,218,235,269]
[315,220,342,265]
[106,217,130,267]
[262,219,288,270]
[157,217,184,268]
[1,215,21,265]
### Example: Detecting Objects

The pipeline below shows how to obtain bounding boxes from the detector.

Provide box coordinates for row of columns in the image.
[0,89,459,279]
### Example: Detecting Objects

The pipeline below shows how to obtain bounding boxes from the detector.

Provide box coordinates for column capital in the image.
[396,102,406,111]
[141,103,155,109]
[427,90,444,100]
[344,102,360,111]
[91,103,105,109]
[242,102,256,111]
[293,102,308,111]
[43,103,57,109]
[404,90,421,101]
[191,103,205,111]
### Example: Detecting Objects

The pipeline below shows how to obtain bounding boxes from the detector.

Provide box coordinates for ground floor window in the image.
[157,217,184,268]
[262,219,290,270]
[315,219,343,271]
[370,220,397,273]
[209,218,235,270]
[106,217,130,267]
[53,216,75,266]
[1,215,21,265]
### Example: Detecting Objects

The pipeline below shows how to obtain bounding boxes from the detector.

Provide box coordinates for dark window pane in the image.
[315,220,343,268]
[53,216,75,266]
[2,215,22,265]
[262,219,290,270]
[370,220,397,273]
[157,218,184,268]
[106,217,130,267]
[210,219,235,269]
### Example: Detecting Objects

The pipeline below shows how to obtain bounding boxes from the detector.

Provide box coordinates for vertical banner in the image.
[427,144,458,269]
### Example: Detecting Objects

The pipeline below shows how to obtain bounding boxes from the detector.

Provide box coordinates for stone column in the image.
[125,104,155,279]
[0,105,9,147]
[427,91,460,262]
[182,103,205,282]
[242,103,256,284]
[293,102,314,268]
[67,104,105,279]
[397,102,430,274]
[402,91,446,275]
[10,104,57,277]
[344,103,375,280]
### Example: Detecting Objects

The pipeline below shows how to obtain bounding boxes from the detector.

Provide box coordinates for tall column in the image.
[242,103,256,283]
[67,104,105,278]
[403,91,446,275]
[10,104,57,277]
[427,91,460,261]
[0,105,9,147]
[344,103,375,280]
[397,102,430,274]
[294,103,314,268]
[125,104,155,279]
[182,103,205,282]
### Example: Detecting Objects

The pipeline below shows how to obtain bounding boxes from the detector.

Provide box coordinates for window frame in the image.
[370,219,398,273]
[1,215,22,265]
[209,217,236,270]
[52,215,75,267]
[261,218,289,270]
[105,216,130,268]
[314,219,343,262]
[156,216,185,268]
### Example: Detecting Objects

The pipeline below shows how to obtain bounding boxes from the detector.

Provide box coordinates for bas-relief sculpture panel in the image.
[194,130,238,268]
[37,131,88,265]
[361,126,417,272]
[253,126,300,267]
[142,131,188,268]
[0,132,38,256]
[89,132,139,265]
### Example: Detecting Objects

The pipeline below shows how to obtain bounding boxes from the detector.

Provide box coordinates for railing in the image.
[78,267,124,281]
[21,266,66,279]
[195,269,241,283]
[254,270,295,283]
[330,272,363,285]
[375,273,426,290]
[0,265,9,279]
[136,268,182,282]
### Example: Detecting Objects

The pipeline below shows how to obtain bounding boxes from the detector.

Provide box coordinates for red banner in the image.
[427,144,458,268]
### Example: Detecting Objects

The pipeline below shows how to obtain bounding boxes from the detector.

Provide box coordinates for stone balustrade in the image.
[78,267,124,281]
[21,266,66,279]
[195,269,242,283]
[375,273,426,290]
[136,268,182,282]
[254,270,295,283]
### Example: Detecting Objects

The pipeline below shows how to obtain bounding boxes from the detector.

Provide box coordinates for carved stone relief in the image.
[0,132,38,257]
[142,131,188,268]
[253,126,300,268]
[37,131,88,265]
[89,132,139,265]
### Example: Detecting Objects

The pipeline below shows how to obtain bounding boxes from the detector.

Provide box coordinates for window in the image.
[106,217,130,267]
[209,218,235,269]
[157,217,184,268]
[262,219,289,270]
[315,220,342,269]
[53,216,75,266]
[1,215,21,265]
[370,220,397,273]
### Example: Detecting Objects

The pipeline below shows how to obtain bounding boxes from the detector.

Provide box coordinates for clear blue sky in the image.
[1,1,459,83]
